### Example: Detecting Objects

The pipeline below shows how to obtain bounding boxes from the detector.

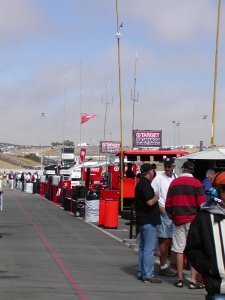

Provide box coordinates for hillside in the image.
[0,143,198,170]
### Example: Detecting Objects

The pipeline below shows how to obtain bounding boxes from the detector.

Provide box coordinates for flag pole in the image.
[115,0,124,211]
[211,0,221,149]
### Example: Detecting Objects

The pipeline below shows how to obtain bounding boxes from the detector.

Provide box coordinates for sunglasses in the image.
[165,165,173,169]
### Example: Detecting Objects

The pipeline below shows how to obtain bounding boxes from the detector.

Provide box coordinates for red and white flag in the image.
[80,113,96,124]
[80,148,86,162]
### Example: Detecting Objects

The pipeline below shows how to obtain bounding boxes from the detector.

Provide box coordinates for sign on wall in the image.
[100,141,121,153]
[132,130,162,148]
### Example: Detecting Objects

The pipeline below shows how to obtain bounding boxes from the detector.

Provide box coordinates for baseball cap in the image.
[140,163,153,173]
[182,161,195,171]
[164,157,175,167]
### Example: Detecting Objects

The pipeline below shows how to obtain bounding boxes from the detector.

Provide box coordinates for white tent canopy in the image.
[175,148,225,175]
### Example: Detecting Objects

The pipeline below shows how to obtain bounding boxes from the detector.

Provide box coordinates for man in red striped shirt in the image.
[165,161,205,289]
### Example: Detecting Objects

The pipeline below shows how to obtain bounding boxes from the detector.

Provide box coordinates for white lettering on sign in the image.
[136,132,160,138]
[90,168,100,172]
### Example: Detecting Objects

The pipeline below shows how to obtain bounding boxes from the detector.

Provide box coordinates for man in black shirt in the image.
[135,163,161,283]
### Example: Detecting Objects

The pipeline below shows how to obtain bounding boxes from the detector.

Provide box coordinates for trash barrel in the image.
[85,192,100,222]
[98,199,106,227]
[26,182,33,193]
[104,198,119,229]
[40,176,46,197]
[100,190,120,229]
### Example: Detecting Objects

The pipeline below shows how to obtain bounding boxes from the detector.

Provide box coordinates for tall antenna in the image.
[62,78,67,152]
[130,52,139,142]
[101,80,113,141]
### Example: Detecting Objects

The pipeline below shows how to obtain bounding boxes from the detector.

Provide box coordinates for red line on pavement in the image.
[15,199,88,300]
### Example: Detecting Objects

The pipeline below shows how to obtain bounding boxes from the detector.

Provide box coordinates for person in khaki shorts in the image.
[151,157,177,277]
[165,161,205,289]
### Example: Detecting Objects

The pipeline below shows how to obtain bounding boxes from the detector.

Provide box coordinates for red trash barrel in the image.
[104,199,119,229]
[39,175,46,197]
[98,199,105,227]
[100,190,119,229]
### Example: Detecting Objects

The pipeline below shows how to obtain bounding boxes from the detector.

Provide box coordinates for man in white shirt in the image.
[152,157,177,277]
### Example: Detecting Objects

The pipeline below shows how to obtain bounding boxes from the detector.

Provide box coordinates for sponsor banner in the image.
[133,130,162,148]
[100,141,121,153]
[80,148,86,162]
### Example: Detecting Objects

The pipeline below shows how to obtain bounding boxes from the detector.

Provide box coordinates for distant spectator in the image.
[8,171,14,190]
[202,169,216,201]
[2,171,7,187]
[20,173,25,191]
[0,173,3,189]
[15,173,20,189]
[126,163,135,179]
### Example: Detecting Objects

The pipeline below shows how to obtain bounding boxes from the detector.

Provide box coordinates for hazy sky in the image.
[0,0,224,148]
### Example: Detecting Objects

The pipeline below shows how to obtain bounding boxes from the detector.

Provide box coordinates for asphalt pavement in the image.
[0,188,206,300]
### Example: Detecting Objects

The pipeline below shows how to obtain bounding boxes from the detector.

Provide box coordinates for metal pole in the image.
[115,0,124,211]
[41,112,45,172]
[203,115,207,146]
[131,52,139,146]
[172,120,176,148]
[79,61,82,148]
[62,78,67,155]
[211,0,221,149]
[176,122,180,147]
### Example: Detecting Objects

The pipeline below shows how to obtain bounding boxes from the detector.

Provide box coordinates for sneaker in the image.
[158,267,177,277]
[143,277,162,284]
[137,275,143,281]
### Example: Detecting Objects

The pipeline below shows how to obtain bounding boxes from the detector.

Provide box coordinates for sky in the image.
[0,0,225,148]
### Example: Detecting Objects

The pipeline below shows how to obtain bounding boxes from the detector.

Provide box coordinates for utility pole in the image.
[131,52,139,145]
[101,81,113,172]
[211,0,221,149]
[41,112,45,172]
[101,80,113,142]
[176,122,181,147]
[115,0,124,211]
[62,78,67,155]
[172,120,176,148]
[203,115,207,147]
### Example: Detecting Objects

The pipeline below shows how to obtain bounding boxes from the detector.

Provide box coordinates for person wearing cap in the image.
[165,160,205,288]
[184,173,225,299]
[135,163,161,284]
[151,157,177,277]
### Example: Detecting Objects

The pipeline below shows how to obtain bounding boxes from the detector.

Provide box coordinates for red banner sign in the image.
[80,148,86,162]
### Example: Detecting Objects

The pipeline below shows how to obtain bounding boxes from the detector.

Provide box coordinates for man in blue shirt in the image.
[202,169,216,201]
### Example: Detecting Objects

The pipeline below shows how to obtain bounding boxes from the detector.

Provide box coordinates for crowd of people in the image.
[135,158,225,299]
[0,170,39,191]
